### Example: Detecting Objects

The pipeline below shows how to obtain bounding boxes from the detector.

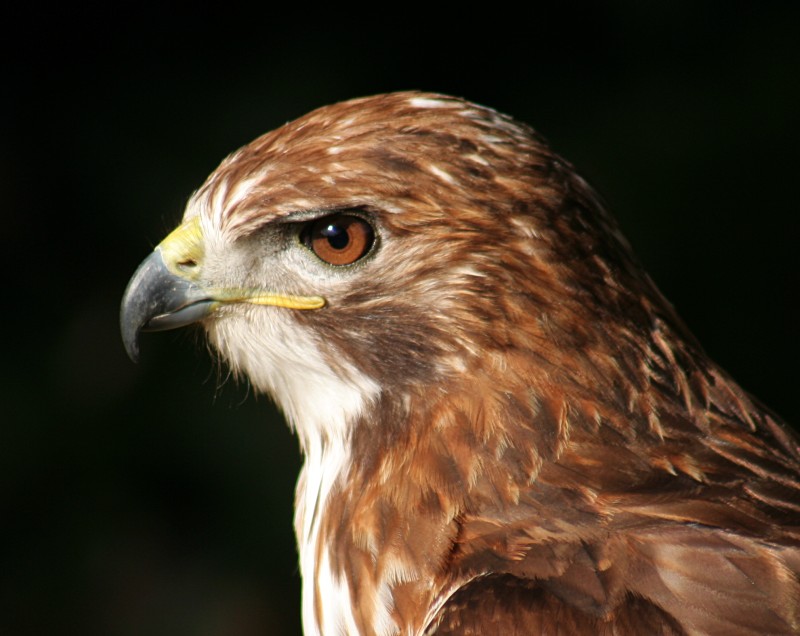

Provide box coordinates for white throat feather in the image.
[206,308,381,635]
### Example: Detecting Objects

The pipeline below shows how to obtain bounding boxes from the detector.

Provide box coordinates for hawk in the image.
[121,92,800,635]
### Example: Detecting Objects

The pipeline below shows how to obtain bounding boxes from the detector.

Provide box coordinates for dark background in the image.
[4,4,798,635]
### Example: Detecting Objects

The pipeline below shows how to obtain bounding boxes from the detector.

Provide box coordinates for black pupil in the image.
[322,224,349,250]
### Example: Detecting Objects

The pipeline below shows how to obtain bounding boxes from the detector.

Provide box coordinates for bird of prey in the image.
[121,92,800,635]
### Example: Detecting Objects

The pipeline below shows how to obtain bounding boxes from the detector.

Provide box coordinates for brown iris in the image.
[302,214,375,265]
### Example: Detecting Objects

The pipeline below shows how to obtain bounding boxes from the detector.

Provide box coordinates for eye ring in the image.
[301,214,375,266]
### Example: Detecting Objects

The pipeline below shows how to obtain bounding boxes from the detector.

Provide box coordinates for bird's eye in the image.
[301,214,375,266]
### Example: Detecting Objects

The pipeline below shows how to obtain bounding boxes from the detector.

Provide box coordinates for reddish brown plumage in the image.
[126,92,800,634]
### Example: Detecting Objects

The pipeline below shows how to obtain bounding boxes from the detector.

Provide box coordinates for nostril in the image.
[175,258,201,277]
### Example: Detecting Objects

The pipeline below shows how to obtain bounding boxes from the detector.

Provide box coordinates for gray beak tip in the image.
[120,313,141,363]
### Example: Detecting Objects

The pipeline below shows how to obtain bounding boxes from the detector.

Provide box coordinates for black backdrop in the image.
[4,4,799,635]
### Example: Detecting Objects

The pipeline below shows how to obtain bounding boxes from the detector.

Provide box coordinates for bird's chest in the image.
[294,444,404,635]
[294,441,360,635]
[293,449,453,636]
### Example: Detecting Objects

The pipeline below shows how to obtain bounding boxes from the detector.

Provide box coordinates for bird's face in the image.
[121,91,648,450]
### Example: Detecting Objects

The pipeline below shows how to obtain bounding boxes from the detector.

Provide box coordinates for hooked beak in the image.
[120,248,217,362]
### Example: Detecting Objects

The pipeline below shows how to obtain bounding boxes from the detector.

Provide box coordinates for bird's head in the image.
[120,92,800,636]
[121,91,669,451]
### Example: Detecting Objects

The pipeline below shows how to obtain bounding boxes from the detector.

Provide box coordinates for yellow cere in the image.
[158,217,205,280]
